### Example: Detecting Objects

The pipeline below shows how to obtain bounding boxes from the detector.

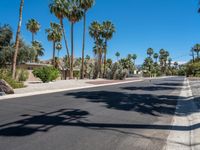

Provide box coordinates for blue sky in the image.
[0,0,200,64]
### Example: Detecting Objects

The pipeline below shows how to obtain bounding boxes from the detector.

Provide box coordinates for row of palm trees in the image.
[12,0,95,79]
[49,0,95,79]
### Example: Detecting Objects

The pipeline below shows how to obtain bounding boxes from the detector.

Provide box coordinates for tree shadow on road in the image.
[0,107,200,137]
[66,91,182,116]
[121,86,181,91]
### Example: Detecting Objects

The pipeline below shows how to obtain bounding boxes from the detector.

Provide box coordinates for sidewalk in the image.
[164,78,200,150]
[0,78,142,100]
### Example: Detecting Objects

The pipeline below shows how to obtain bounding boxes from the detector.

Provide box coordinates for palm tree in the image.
[46,22,63,67]
[12,0,24,79]
[89,21,103,78]
[49,0,70,67]
[168,57,172,68]
[80,0,95,79]
[115,52,120,61]
[193,44,200,59]
[26,19,40,42]
[132,54,137,64]
[102,21,115,77]
[153,53,158,63]
[56,42,62,58]
[174,62,178,69]
[147,48,154,57]
[66,0,83,79]
[32,41,44,62]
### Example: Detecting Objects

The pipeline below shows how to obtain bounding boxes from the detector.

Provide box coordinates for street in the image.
[0,77,187,150]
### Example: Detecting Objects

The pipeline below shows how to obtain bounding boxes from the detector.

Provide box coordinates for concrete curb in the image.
[0,79,143,100]
[164,78,200,150]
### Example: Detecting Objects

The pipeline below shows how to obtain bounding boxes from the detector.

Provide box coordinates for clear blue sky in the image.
[1,0,200,64]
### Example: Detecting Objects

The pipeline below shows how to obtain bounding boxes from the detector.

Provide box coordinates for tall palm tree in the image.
[12,0,24,79]
[56,42,62,58]
[168,57,172,68]
[66,0,83,79]
[147,48,154,57]
[46,22,63,67]
[132,54,137,64]
[193,44,200,59]
[26,19,40,42]
[115,52,120,61]
[89,21,103,78]
[32,41,44,62]
[102,21,115,77]
[49,0,70,67]
[153,53,159,63]
[80,0,95,79]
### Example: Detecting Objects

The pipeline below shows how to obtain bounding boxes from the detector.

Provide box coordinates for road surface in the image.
[0,77,186,150]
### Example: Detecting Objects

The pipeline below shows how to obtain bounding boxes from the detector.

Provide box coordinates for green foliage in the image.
[73,70,80,79]
[33,67,60,83]
[17,69,29,82]
[186,61,200,77]
[106,62,128,80]
[0,69,24,89]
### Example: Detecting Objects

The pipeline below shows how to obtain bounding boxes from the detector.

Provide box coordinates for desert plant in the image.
[0,69,24,88]
[32,67,60,83]
[17,69,29,81]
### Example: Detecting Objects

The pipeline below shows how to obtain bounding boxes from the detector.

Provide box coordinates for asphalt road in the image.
[0,77,186,150]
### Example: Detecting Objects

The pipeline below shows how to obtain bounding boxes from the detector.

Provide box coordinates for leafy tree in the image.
[26,19,40,42]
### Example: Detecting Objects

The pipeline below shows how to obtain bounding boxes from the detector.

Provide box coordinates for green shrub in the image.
[73,70,80,79]
[32,67,60,83]
[17,69,29,81]
[0,69,24,89]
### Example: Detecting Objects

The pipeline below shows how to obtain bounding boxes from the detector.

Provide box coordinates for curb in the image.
[0,79,143,100]
[164,78,200,150]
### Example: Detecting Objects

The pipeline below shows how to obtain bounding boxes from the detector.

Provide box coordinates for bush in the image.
[17,69,29,81]
[105,63,128,80]
[73,70,80,79]
[33,67,60,83]
[0,69,24,89]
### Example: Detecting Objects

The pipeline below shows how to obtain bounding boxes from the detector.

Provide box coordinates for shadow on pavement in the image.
[66,91,185,116]
[121,86,181,91]
[0,107,200,137]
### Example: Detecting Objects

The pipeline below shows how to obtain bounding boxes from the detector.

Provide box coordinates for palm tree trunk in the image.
[32,33,34,43]
[103,41,107,78]
[81,11,86,79]
[12,0,24,79]
[70,23,74,79]
[99,48,103,78]
[60,19,70,69]
[53,42,56,67]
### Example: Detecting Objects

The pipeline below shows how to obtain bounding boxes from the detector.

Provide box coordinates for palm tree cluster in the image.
[49,0,95,79]
[26,19,44,63]
[89,21,115,78]
[143,48,177,77]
